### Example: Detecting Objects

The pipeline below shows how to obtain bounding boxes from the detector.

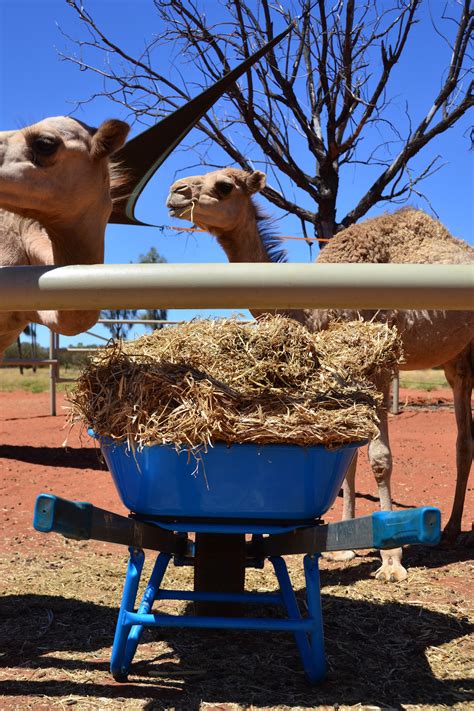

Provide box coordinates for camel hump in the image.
[318,209,474,264]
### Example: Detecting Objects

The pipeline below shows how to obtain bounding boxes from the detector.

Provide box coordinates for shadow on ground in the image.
[0,589,471,710]
[0,445,107,470]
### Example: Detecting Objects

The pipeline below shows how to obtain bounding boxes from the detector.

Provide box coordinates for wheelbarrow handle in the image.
[34,496,441,557]
[33,493,186,554]
[34,493,92,539]
[372,507,441,548]
[260,507,441,557]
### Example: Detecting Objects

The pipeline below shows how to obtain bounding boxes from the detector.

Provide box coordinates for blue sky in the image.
[1,0,472,347]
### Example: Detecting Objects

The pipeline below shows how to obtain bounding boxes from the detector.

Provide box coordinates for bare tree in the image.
[62,0,473,244]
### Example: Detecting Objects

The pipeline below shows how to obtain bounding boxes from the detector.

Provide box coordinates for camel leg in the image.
[369,383,406,582]
[342,452,357,522]
[442,346,473,542]
[323,453,358,562]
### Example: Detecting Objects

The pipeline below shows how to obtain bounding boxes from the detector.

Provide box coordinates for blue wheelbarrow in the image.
[33,435,441,684]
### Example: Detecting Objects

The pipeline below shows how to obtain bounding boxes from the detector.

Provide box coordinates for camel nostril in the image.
[174,184,190,195]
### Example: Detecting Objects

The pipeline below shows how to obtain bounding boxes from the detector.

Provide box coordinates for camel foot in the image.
[322,550,356,562]
[374,549,407,583]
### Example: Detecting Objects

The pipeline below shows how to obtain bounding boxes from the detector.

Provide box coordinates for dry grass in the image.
[0,367,81,393]
[399,370,448,391]
[0,540,472,710]
[67,316,402,451]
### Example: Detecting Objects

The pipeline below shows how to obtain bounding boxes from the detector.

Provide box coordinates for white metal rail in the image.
[0,263,472,311]
[1,263,472,415]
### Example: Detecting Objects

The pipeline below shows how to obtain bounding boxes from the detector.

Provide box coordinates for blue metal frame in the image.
[110,544,326,684]
[32,492,442,683]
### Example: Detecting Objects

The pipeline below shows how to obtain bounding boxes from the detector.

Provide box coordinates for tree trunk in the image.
[316,158,339,248]
[16,337,24,376]
[317,199,337,248]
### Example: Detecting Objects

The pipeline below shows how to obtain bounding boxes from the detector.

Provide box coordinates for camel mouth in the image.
[168,204,192,219]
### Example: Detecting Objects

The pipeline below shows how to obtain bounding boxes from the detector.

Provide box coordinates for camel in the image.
[0,115,130,356]
[166,167,474,582]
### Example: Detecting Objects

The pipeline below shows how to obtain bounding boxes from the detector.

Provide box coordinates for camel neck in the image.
[216,219,271,264]
[46,214,106,266]
[213,218,318,327]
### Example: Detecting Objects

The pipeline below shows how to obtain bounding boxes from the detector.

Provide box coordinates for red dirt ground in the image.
[0,388,472,546]
[0,390,472,710]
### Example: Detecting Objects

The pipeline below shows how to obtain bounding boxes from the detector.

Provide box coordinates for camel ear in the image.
[91,119,130,160]
[245,170,266,194]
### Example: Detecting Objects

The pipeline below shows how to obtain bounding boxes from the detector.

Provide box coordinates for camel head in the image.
[0,116,129,238]
[167,168,267,236]
[167,167,288,264]
[0,116,129,343]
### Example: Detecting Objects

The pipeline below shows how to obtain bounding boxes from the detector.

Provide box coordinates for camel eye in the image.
[215,180,233,197]
[32,136,60,157]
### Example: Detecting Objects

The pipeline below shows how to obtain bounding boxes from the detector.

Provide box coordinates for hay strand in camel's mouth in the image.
[66,315,402,451]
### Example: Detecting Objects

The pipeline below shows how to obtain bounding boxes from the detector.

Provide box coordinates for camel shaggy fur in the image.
[167,167,473,582]
[0,115,129,356]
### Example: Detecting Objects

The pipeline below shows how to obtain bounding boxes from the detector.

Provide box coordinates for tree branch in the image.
[62,0,473,239]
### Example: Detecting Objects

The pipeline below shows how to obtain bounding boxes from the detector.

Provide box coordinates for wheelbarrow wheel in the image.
[194,533,246,616]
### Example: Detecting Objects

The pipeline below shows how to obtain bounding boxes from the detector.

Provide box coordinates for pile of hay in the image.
[67,316,402,450]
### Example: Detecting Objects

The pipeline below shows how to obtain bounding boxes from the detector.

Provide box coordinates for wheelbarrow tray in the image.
[93,433,363,520]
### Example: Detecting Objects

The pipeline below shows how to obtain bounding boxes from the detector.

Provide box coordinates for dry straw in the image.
[67,315,402,451]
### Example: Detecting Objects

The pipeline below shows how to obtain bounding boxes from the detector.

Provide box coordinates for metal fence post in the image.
[49,330,57,416]
[391,373,400,415]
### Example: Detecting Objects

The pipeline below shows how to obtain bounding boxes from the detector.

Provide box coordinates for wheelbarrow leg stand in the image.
[122,550,172,675]
[110,547,172,681]
[110,547,144,681]
[303,554,326,682]
[270,554,326,683]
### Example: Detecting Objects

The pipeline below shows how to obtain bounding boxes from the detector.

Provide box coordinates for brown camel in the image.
[0,115,129,356]
[167,167,473,582]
